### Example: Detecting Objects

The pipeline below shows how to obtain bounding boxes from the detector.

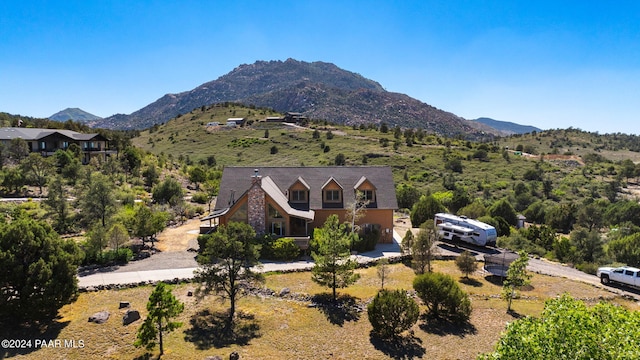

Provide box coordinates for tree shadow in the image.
[437,243,476,256]
[0,317,70,358]
[484,275,505,286]
[418,315,477,338]
[310,293,362,326]
[437,242,501,255]
[132,353,155,360]
[507,309,524,319]
[77,264,121,276]
[183,309,260,350]
[369,332,426,360]
[459,277,483,287]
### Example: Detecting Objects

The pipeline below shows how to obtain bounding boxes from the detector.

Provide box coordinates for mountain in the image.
[472,117,541,135]
[49,108,102,122]
[90,59,490,138]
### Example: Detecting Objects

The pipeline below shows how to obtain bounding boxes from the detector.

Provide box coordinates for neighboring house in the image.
[201,166,398,245]
[283,112,307,123]
[206,121,220,127]
[265,116,284,122]
[226,118,246,127]
[0,127,115,164]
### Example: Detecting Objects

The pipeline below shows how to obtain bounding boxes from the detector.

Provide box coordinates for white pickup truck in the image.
[596,266,640,287]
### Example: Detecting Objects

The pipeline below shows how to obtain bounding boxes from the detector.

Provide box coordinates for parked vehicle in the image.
[596,266,640,287]
[434,213,497,247]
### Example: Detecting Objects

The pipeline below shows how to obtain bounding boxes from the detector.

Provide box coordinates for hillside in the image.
[91,59,489,138]
[49,107,102,122]
[132,104,640,210]
[472,117,541,135]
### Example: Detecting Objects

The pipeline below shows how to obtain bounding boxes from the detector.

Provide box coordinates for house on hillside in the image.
[265,116,284,122]
[283,112,307,123]
[0,127,115,164]
[201,166,398,247]
[226,118,246,127]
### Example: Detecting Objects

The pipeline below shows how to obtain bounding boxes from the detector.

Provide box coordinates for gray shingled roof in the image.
[215,166,398,211]
[0,127,102,141]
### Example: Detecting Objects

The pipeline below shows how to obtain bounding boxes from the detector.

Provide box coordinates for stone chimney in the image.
[247,169,265,235]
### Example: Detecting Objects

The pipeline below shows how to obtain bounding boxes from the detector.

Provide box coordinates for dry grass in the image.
[4,261,626,360]
[155,218,200,252]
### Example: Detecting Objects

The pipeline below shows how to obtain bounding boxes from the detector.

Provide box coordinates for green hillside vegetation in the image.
[133,104,640,206]
[4,104,640,358]
[132,104,640,271]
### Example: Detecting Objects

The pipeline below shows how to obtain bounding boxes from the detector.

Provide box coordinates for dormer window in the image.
[324,190,341,202]
[354,176,377,207]
[289,176,310,204]
[362,189,375,202]
[321,177,344,207]
[291,190,307,202]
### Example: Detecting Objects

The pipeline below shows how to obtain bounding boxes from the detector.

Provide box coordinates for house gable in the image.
[354,176,377,206]
[210,166,397,243]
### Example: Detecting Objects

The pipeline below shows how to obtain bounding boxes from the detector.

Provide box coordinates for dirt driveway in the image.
[112,218,201,273]
[156,218,201,252]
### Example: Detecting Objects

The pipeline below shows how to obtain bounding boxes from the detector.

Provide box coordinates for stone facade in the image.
[247,174,266,235]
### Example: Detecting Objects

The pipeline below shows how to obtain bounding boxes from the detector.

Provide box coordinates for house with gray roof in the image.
[0,127,114,164]
[201,166,398,246]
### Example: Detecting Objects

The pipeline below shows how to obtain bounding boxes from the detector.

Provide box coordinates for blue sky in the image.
[1,1,639,134]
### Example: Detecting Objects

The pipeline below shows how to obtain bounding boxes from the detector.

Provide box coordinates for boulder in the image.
[122,310,141,325]
[229,351,240,360]
[279,287,290,297]
[88,311,110,324]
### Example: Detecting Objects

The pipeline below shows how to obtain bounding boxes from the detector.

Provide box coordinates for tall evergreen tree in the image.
[80,171,116,227]
[194,222,262,324]
[44,175,71,233]
[502,251,531,312]
[0,216,82,323]
[311,215,360,301]
[135,282,184,356]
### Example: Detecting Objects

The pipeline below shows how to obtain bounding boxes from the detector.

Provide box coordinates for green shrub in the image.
[352,228,380,252]
[83,247,133,266]
[413,272,471,322]
[191,192,209,204]
[575,262,599,275]
[368,289,419,339]
[270,237,300,261]
[256,233,276,259]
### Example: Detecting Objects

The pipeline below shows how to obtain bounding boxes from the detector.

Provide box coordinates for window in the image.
[40,141,46,150]
[271,221,284,236]
[625,270,634,276]
[62,141,69,149]
[362,190,375,202]
[291,190,307,202]
[324,190,341,202]
[268,204,283,218]
[229,202,248,223]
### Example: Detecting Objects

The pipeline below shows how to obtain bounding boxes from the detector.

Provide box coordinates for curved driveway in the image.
[78,231,638,300]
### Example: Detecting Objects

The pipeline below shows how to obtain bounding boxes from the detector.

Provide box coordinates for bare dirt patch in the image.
[156,218,201,252]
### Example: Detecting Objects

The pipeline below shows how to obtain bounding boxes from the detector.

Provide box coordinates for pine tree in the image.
[502,251,531,312]
[135,282,184,356]
[455,251,478,279]
[194,222,262,324]
[311,215,360,301]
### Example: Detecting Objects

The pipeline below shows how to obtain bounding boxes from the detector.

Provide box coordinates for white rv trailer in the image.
[434,213,497,246]
[437,222,475,243]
